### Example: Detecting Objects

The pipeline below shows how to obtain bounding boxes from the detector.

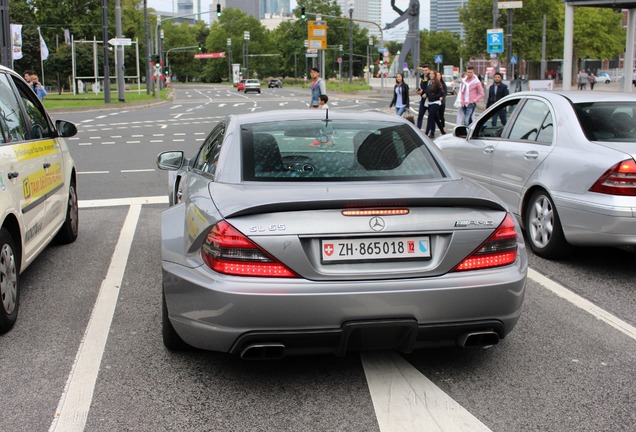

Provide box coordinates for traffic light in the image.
[216,4,222,17]
[154,54,160,64]
[300,7,306,20]
[378,54,384,65]
[164,67,169,76]
[198,43,203,52]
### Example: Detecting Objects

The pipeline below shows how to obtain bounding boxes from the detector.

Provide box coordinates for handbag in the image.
[453,97,461,108]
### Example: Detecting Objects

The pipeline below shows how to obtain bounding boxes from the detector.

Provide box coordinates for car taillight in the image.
[453,214,518,272]
[201,221,298,278]
[589,159,636,196]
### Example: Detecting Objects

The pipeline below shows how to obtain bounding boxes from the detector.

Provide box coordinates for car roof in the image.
[228,109,410,126]
[509,90,636,104]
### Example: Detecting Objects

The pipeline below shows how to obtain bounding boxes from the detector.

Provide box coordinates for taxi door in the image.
[10,75,67,236]
[0,73,59,264]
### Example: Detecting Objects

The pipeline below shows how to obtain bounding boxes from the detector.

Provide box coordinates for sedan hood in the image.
[210,179,506,218]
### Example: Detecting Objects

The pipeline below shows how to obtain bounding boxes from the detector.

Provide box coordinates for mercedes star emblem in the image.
[369,216,386,231]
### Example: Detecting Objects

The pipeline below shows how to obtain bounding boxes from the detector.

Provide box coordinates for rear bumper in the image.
[163,260,526,354]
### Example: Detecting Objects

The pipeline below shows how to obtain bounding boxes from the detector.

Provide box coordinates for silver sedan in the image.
[436,91,636,259]
[156,110,527,358]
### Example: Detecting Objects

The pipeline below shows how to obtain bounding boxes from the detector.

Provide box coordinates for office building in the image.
[429,0,466,36]
[336,0,382,39]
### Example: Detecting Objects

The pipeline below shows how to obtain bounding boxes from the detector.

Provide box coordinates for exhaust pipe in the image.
[458,331,500,348]
[240,343,286,360]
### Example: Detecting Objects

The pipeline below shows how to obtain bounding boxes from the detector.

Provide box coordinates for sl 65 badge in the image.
[249,224,286,233]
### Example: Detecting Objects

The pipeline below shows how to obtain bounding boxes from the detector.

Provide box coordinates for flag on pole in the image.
[38,27,49,60]
[10,24,23,60]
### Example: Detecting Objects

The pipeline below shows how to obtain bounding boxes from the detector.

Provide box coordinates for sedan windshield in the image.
[241,120,445,181]
[574,101,636,142]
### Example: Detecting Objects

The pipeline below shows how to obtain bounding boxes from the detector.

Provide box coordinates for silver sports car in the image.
[156,110,527,359]
[436,91,636,259]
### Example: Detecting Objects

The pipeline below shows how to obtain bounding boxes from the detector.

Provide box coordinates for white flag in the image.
[38,27,49,61]
[64,29,70,45]
[10,24,22,60]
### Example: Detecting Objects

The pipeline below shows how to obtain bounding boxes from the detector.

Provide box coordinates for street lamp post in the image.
[227,38,232,83]
[244,31,250,78]
[368,37,373,84]
[348,2,354,84]
[304,40,309,80]
[339,44,343,80]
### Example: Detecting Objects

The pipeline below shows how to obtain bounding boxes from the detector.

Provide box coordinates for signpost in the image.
[487,29,504,53]
[194,52,226,59]
[108,37,132,46]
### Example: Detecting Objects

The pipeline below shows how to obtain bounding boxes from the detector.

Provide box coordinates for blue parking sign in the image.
[487,29,504,53]
[510,55,518,65]
[434,54,443,64]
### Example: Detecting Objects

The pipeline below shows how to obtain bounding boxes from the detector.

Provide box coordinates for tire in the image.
[524,190,571,259]
[54,180,79,244]
[0,228,19,334]
[162,289,189,350]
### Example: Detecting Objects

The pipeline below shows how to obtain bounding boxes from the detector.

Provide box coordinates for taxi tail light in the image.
[453,214,518,272]
[589,159,636,196]
[201,221,298,278]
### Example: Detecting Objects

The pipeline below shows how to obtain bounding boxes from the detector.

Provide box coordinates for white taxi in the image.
[0,65,79,333]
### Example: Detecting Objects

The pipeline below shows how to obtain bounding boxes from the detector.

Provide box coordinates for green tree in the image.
[459,0,624,77]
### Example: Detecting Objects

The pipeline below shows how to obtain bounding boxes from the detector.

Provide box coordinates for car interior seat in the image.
[356,132,400,171]
[253,133,284,174]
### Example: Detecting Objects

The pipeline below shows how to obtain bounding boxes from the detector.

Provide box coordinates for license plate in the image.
[321,236,431,263]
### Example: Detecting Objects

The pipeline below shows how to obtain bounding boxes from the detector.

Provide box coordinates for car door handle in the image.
[7,171,18,179]
[484,146,495,154]
[524,151,539,160]
[43,162,51,169]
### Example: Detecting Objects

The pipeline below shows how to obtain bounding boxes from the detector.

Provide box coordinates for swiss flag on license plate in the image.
[323,243,334,256]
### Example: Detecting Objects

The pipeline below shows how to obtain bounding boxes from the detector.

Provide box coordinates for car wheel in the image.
[0,228,19,334]
[162,289,189,350]
[605,80,610,84]
[524,190,571,259]
[54,180,79,244]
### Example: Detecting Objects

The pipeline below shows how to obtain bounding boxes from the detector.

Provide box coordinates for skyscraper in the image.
[336,0,382,39]
[261,0,292,17]
[429,0,466,36]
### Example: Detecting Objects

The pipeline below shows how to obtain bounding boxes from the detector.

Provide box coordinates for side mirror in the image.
[454,125,468,138]
[55,120,78,138]
[157,151,185,170]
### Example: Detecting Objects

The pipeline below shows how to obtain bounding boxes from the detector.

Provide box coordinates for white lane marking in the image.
[77,171,109,174]
[161,124,168,129]
[150,140,163,143]
[528,269,636,341]
[101,142,115,145]
[170,105,182,109]
[78,143,92,146]
[121,169,155,173]
[126,141,141,144]
[219,103,226,107]
[362,351,492,432]
[78,196,167,208]
[175,113,184,119]
[131,135,144,138]
[49,204,141,432]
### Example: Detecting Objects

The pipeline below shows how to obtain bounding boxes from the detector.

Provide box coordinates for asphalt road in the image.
[0,83,634,432]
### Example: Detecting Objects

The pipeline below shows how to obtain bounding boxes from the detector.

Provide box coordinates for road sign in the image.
[378,48,388,53]
[308,21,327,50]
[108,37,132,46]
[510,55,518,64]
[194,52,226,59]
[434,54,443,64]
[498,1,523,9]
[487,28,504,53]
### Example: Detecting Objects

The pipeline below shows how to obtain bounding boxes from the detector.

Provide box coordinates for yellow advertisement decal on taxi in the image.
[13,140,58,161]
[22,162,63,205]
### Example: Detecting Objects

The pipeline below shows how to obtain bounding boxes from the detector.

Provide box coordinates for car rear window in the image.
[241,119,446,181]
[574,101,636,142]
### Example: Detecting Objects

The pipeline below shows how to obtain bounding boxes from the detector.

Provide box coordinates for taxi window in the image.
[12,76,53,139]
[0,74,28,143]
